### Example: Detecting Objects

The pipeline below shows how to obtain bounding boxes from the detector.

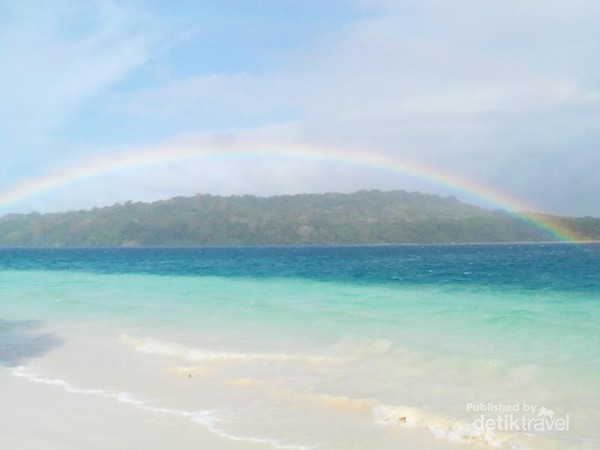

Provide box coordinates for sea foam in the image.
[120,334,342,364]
[11,366,311,450]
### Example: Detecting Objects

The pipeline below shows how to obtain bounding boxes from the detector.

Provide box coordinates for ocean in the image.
[1,244,598,449]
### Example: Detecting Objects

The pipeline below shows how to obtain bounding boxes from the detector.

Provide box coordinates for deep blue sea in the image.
[1,244,599,449]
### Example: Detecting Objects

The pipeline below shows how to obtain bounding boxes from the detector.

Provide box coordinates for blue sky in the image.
[1,0,599,215]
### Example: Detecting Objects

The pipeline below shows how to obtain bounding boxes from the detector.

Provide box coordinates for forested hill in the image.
[0,190,599,246]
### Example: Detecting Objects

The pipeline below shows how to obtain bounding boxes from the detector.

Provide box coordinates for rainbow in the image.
[0,141,583,241]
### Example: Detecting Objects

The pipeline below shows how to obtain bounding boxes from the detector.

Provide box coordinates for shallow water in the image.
[1,245,598,449]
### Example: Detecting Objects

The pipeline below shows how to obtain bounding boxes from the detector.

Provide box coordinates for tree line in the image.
[0,190,598,246]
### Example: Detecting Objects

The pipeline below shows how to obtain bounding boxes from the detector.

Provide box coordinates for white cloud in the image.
[0,1,158,167]
[116,1,599,145]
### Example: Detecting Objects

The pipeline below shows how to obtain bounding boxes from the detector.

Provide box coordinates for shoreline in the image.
[1,368,277,450]
[2,319,585,450]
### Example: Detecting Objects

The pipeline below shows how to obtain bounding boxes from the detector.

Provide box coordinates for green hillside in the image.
[0,190,598,246]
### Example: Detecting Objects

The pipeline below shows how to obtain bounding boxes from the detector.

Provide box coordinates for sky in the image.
[1,0,599,216]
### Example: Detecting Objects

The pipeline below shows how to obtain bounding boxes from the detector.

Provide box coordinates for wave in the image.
[13,364,564,449]
[119,335,566,449]
[373,403,511,448]
[11,366,311,450]
[120,334,342,364]
[302,393,554,450]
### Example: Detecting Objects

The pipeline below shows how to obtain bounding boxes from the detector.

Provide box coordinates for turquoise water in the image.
[1,244,599,449]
